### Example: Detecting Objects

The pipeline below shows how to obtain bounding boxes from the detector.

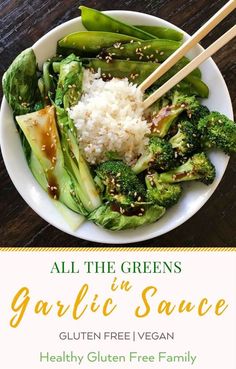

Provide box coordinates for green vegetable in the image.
[83,58,159,84]
[58,31,140,56]
[29,151,85,230]
[96,160,146,205]
[132,137,174,174]
[148,90,200,138]
[82,58,208,98]
[15,106,87,214]
[169,120,200,156]
[145,172,182,207]
[88,204,165,231]
[189,105,210,125]
[43,61,55,100]
[198,112,236,154]
[135,25,183,41]
[159,152,216,185]
[104,38,182,62]
[53,55,101,213]
[80,6,155,40]
[2,48,38,115]
[55,107,102,212]
[55,54,83,109]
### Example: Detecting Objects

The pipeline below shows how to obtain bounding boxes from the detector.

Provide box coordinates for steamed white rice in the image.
[69,69,150,165]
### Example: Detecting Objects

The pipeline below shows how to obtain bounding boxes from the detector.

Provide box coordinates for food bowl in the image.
[0,10,233,244]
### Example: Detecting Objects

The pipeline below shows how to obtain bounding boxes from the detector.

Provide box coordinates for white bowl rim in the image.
[0,10,233,244]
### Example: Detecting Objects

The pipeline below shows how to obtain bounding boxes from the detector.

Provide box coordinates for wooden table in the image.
[0,0,235,247]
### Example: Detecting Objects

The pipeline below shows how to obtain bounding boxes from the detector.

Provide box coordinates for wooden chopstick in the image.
[143,25,236,109]
[139,0,236,93]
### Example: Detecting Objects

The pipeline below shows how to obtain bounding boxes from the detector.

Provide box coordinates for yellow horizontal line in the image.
[0,247,235,252]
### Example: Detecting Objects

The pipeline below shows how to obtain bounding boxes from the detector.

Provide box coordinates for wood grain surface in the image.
[0,0,235,247]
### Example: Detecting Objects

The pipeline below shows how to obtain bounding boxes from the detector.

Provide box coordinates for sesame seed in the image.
[160,51,164,55]
[131,203,135,208]
[137,196,142,201]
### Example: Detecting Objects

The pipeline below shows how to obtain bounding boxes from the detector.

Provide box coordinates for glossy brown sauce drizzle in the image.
[110,203,144,216]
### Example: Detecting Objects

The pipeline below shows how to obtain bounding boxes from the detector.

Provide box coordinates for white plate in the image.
[0,11,233,244]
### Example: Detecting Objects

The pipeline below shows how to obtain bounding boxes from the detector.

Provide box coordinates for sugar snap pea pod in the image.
[82,58,160,85]
[79,6,155,40]
[105,38,181,62]
[135,25,183,41]
[104,39,201,78]
[58,31,140,57]
[82,58,208,98]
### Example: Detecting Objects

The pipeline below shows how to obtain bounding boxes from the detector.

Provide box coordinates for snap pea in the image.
[82,58,160,84]
[105,38,182,62]
[79,6,155,40]
[58,31,140,57]
[105,38,201,78]
[135,25,183,41]
[82,58,208,98]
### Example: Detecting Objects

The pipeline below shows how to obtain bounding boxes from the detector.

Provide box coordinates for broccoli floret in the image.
[159,152,216,185]
[198,112,236,154]
[132,137,174,174]
[190,105,210,125]
[96,160,146,206]
[147,90,200,137]
[169,120,200,156]
[145,172,182,208]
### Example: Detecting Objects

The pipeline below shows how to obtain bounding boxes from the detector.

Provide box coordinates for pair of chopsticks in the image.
[140,0,236,109]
